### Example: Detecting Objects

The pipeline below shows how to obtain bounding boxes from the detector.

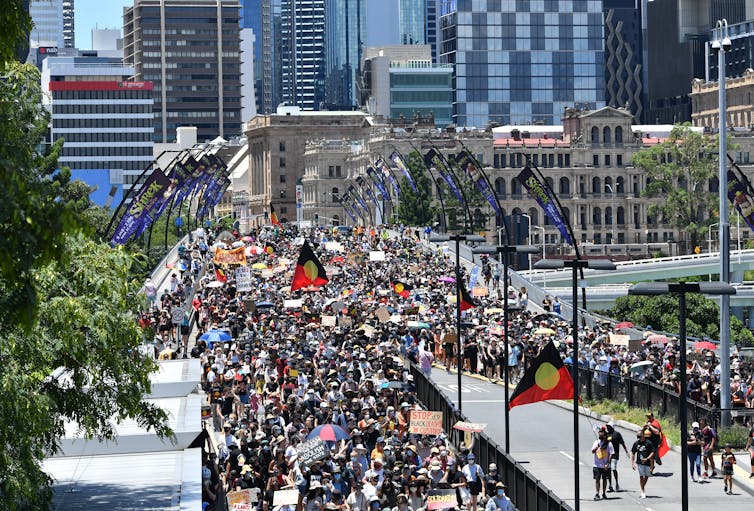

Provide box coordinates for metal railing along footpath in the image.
[577,367,754,430]
[410,363,573,511]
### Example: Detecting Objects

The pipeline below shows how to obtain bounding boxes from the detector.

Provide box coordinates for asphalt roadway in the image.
[429,368,754,510]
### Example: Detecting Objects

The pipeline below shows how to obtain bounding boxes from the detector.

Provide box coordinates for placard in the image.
[325,241,344,252]
[453,421,487,433]
[227,488,259,511]
[261,269,273,279]
[409,410,443,435]
[273,489,300,506]
[375,307,390,323]
[296,437,328,467]
[321,315,337,327]
[426,489,457,510]
[171,306,184,324]
[338,316,353,328]
[402,307,420,316]
[369,250,386,261]
[235,267,253,292]
[284,299,303,308]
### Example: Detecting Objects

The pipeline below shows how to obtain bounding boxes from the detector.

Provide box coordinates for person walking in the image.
[631,429,656,499]
[484,482,513,511]
[461,453,485,511]
[722,443,736,494]
[605,422,628,491]
[592,426,614,500]
[688,421,703,482]
[700,417,718,479]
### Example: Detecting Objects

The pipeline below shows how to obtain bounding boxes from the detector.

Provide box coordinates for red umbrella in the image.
[645,334,669,345]
[615,321,634,329]
[694,341,717,351]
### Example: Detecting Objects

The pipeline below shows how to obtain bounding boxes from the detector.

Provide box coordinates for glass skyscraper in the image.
[280,0,327,110]
[441,0,605,127]
[398,0,440,62]
[325,0,366,108]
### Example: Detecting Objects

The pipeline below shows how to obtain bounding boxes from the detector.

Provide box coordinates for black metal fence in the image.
[577,367,721,428]
[411,364,573,511]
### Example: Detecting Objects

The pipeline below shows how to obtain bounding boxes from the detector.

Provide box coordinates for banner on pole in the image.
[389,151,419,193]
[409,410,443,435]
[517,166,573,245]
[455,149,501,215]
[424,148,463,202]
[727,168,754,230]
[111,168,171,245]
[376,158,401,196]
[214,247,246,266]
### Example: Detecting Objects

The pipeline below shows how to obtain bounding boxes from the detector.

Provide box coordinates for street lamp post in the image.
[707,222,719,254]
[533,258,616,511]
[713,18,734,427]
[430,234,485,415]
[628,282,736,511]
[473,244,539,454]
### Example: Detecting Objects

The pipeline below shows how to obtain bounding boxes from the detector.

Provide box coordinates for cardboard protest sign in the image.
[375,307,390,323]
[409,410,443,435]
[295,437,328,467]
[338,316,353,328]
[235,266,253,292]
[426,489,457,510]
[227,488,259,511]
[402,306,419,316]
[284,299,303,308]
[321,315,337,327]
[214,246,246,266]
[369,250,386,261]
[273,489,299,506]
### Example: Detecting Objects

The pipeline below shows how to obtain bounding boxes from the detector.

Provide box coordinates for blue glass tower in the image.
[325,0,366,108]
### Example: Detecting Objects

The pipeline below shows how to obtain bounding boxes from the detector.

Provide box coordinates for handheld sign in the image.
[296,437,328,467]
[409,411,443,435]
[426,489,457,510]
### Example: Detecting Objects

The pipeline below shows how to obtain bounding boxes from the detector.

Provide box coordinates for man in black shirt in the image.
[631,429,656,499]
[605,423,628,492]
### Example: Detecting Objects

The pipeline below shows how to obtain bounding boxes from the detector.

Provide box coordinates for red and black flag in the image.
[215,267,228,283]
[391,281,413,298]
[270,203,281,226]
[264,242,276,255]
[291,241,328,291]
[509,341,574,410]
[459,285,477,311]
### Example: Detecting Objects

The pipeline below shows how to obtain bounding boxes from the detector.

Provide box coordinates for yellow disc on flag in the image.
[303,260,319,280]
[395,283,404,293]
[534,362,560,390]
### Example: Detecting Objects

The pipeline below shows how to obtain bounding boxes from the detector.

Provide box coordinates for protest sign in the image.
[273,489,299,507]
[235,267,252,292]
[296,437,328,467]
[426,489,457,510]
[338,316,353,328]
[227,488,259,511]
[214,247,246,266]
[369,250,386,261]
[402,306,419,316]
[409,410,443,435]
[284,299,303,308]
[321,315,337,327]
[375,307,390,323]
[453,421,487,433]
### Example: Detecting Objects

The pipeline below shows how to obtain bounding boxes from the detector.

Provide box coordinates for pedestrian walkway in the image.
[427,367,754,510]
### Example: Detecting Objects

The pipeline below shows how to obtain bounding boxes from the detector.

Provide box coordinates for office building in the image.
[279,0,327,110]
[324,0,366,108]
[241,0,264,115]
[261,0,284,114]
[603,0,644,121]
[398,0,439,61]
[123,0,243,143]
[360,45,452,126]
[28,0,74,60]
[440,0,606,127]
[244,106,371,222]
[691,69,754,129]
[42,54,153,207]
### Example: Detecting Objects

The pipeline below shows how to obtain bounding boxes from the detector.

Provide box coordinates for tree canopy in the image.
[606,291,754,347]
[632,124,719,252]
[1,50,171,507]
[394,151,438,227]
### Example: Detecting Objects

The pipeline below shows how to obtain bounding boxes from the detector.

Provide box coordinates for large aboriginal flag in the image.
[509,341,574,410]
[291,241,328,291]
[391,281,413,298]
[459,286,477,311]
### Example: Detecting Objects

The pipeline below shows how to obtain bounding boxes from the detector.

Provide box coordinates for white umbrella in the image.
[232,240,244,248]
[629,360,653,373]
[206,281,225,288]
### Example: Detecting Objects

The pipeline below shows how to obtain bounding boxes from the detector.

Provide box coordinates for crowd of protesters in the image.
[141,223,753,510]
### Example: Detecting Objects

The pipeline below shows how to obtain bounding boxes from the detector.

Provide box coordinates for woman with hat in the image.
[484,482,512,511]
[305,480,324,511]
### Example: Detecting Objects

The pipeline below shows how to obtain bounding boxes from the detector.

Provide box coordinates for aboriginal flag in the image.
[291,241,328,291]
[459,286,477,311]
[509,341,574,410]
[215,268,228,283]
[270,203,281,226]
[391,281,413,298]
[264,242,276,255]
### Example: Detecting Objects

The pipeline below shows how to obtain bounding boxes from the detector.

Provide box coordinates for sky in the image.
[75,0,133,50]
[75,0,400,50]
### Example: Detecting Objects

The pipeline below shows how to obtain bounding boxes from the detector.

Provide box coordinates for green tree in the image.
[606,292,754,346]
[1,234,171,508]
[632,124,719,252]
[394,151,438,226]
[0,0,31,63]
[440,173,489,232]
[0,55,171,507]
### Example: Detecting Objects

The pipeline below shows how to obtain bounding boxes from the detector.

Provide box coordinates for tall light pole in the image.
[713,18,733,426]
[430,234,485,414]
[628,282,736,511]
[473,244,539,454]
[534,258,616,511]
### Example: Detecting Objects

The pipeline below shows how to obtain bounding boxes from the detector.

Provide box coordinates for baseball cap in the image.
[692,421,700,429]
[643,429,652,437]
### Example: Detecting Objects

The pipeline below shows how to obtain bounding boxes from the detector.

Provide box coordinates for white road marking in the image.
[559,450,585,466]
[463,400,506,403]
[440,383,491,394]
